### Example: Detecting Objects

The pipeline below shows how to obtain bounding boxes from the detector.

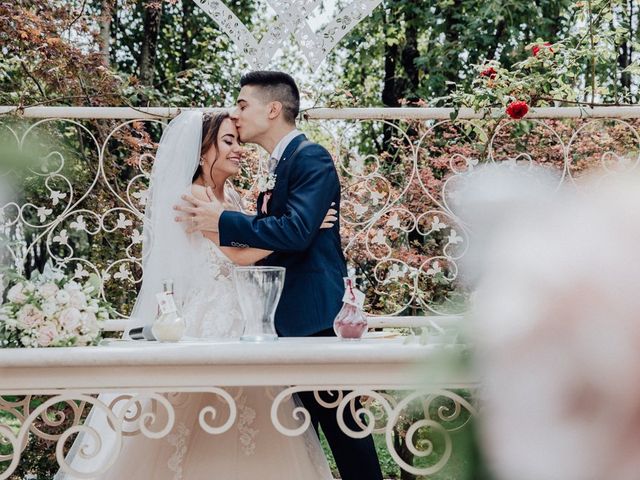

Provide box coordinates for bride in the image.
[56,111,335,479]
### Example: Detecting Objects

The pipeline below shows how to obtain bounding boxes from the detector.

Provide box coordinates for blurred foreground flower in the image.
[0,122,52,203]
[455,164,640,480]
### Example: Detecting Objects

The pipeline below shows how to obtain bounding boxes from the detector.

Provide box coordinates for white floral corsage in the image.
[257,172,277,193]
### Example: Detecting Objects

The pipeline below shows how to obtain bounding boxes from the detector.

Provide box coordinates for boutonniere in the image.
[257,172,277,193]
[257,172,277,214]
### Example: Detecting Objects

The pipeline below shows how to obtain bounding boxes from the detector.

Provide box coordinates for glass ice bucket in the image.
[233,266,285,342]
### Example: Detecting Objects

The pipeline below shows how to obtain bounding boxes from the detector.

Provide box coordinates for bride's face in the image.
[202,118,243,182]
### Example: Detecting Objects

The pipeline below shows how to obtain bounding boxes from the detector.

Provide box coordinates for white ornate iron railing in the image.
[1,106,639,478]
[0,339,476,479]
[1,106,639,331]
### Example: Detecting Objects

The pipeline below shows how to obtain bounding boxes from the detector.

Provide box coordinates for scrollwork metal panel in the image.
[2,113,639,320]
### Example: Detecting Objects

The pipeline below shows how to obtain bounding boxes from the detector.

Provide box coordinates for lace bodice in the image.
[181,183,245,339]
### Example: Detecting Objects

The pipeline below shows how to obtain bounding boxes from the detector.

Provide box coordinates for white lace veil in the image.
[54,112,205,479]
[126,110,204,335]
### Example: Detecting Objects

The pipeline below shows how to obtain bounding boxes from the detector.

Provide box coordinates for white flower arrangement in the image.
[256,172,277,193]
[0,269,112,348]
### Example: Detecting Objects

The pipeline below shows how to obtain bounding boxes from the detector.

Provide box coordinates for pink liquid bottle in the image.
[333,278,368,340]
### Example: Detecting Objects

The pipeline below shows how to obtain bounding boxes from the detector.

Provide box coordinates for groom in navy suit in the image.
[179,71,382,480]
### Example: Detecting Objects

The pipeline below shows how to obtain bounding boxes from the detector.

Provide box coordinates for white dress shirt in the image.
[268,129,302,173]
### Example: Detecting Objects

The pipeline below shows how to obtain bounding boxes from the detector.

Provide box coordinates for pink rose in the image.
[55,290,70,304]
[38,283,59,299]
[58,307,82,331]
[17,304,45,328]
[41,301,58,317]
[81,311,100,340]
[68,291,87,309]
[7,283,27,304]
[36,324,58,347]
[82,310,97,326]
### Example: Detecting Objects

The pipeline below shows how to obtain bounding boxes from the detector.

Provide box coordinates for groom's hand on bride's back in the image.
[173,188,224,234]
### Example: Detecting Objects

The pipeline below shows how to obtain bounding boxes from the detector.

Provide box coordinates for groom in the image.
[176,71,382,480]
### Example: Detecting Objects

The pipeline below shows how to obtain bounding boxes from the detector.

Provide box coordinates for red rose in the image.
[532,42,553,57]
[506,101,529,119]
[480,67,497,79]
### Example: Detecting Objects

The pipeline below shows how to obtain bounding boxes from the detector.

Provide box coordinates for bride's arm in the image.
[202,231,271,266]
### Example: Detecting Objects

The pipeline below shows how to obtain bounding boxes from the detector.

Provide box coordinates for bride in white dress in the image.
[56,111,334,479]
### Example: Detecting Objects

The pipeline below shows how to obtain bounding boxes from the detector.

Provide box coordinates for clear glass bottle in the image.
[151,279,186,342]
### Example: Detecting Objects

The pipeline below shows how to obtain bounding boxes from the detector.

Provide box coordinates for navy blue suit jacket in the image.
[219,134,347,336]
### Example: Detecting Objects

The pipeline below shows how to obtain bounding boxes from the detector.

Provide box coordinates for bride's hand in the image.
[320,202,338,229]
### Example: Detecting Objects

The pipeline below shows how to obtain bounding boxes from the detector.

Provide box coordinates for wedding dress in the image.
[57,226,332,480]
[55,112,333,480]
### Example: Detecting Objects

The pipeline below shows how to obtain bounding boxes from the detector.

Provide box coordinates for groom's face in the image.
[231,85,271,144]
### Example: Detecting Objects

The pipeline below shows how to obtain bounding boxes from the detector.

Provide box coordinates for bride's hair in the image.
[192,111,231,188]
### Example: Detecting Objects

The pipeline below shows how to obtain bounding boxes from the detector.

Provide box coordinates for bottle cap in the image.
[156,292,177,314]
[342,277,365,309]
[162,278,174,293]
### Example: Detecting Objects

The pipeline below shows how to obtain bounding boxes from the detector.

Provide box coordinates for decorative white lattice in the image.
[0,386,476,479]
[2,109,640,320]
[193,0,383,71]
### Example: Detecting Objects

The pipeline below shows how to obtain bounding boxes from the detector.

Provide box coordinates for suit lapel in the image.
[276,133,307,172]
[256,133,307,216]
[274,133,306,175]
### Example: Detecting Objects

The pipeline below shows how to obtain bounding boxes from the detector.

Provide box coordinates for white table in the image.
[0,338,477,478]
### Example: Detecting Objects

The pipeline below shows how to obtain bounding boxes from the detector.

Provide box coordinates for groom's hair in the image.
[240,71,300,124]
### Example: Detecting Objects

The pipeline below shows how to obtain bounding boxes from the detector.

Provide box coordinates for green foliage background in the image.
[0,1,638,479]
